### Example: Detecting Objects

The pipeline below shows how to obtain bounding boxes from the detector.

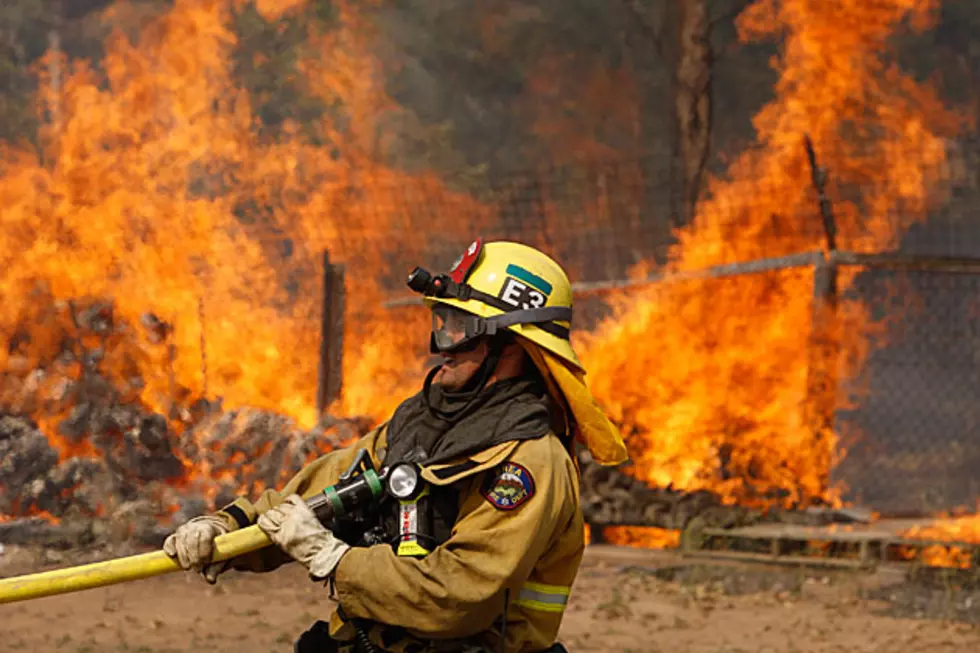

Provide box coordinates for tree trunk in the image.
[674,0,712,225]
[623,0,682,262]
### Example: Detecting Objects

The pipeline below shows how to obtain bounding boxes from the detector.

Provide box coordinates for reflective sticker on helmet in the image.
[504,264,553,295]
[498,277,548,310]
[449,238,483,284]
[481,462,535,511]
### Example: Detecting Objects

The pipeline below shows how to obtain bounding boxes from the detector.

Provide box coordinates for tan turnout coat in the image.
[216,422,584,652]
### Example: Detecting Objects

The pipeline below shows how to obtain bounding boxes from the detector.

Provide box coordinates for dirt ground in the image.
[2,544,979,653]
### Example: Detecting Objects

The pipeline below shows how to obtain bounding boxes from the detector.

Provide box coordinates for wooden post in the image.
[198,296,208,397]
[804,135,838,253]
[167,314,178,420]
[47,0,63,134]
[317,250,345,416]
[47,30,61,129]
[803,136,840,503]
[805,259,839,499]
[588,523,606,545]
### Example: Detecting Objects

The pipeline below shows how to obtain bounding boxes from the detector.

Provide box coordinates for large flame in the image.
[0,0,492,508]
[0,0,480,440]
[579,0,961,508]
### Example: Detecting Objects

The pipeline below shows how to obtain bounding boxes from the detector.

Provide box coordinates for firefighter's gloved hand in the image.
[163,515,232,584]
[257,494,350,580]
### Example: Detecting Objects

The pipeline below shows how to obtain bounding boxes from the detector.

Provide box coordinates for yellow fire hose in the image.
[0,451,399,606]
[0,524,271,605]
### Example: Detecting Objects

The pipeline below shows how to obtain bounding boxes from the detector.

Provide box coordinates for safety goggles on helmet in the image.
[409,238,583,370]
[431,304,489,354]
[408,238,576,359]
[411,266,573,346]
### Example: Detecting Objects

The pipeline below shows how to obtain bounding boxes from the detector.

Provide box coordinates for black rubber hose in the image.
[353,620,382,653]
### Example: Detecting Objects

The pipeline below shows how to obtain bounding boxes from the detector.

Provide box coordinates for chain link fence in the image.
[367,142,980,517]
[152,138,980,518]
[834,262,980,515]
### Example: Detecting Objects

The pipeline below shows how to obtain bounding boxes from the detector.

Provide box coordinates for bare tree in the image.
[624,0,750,226]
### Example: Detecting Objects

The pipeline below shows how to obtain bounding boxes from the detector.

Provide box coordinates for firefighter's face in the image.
[433,339,488,390]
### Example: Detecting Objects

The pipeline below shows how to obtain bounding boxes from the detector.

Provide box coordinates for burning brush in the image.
[0,293,371,544]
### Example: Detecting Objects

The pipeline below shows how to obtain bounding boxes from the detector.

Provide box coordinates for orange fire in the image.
[579,0,962,509]
[901,514,980,568]
[0,0,482,489]
[583,524,681,551]
[0,0,971,554]
[0,506,61,526]
[603,527,681,550]
[905,514,980,545]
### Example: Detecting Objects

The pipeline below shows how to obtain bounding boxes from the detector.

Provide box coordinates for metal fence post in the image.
[317,250,345,416]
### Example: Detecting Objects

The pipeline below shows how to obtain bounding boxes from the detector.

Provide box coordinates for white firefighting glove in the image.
[257,494,350,580]
[162,514,232,584]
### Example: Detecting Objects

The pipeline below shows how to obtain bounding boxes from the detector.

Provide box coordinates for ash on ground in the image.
[861,567,980,624]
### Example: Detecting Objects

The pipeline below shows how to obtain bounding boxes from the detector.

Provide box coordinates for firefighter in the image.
[163,239,628,653]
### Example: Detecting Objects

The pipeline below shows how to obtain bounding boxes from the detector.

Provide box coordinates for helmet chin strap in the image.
[423,335,507,422]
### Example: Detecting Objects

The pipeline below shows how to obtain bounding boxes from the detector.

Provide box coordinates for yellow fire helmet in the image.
[407,238,583,372]
[408,238,629,466]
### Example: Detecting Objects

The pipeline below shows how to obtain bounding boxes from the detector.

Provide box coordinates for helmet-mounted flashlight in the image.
[407,238,484,298]
[406,267,434,294]
[407,266,459,299]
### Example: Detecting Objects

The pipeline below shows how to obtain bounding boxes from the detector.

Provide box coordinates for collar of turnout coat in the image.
[383,372,552,470]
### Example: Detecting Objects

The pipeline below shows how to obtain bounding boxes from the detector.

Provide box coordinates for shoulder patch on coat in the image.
[481,462,535,511]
